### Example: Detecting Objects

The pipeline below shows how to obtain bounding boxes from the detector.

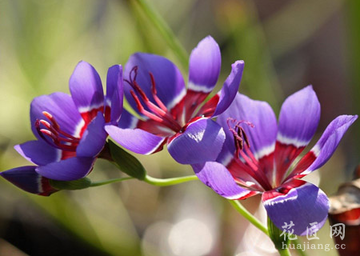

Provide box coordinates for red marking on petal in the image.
[236,190,258,200]
[81,106,104,126]
[61,150,77,160]
[196,94,219,117]
[275,142,305,186]
[104,105,111,123]
[284,150,317,182]
[39,177,58,196]
[182,90,209,121]
[259,152,275,183]
[262,179,306,201]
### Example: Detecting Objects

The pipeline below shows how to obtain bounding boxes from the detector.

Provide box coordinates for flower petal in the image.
[277,85,320,147]
[212,60,245,116]
[124,53,186,114]
[275,86,320,184]
[106,64,123,123]
[36,157,95,181]
[188,36,221,93]
[14,140,60,165]
[217,93,277,160]
[0,166,57,196]
[288,115,358,180]
[192,161,258,200]
[77,112,107,158]
[262,180,329,236]
[69,61,104,113]
[167,118,225,164]
[30,92,83,139]
[105,125,166,155]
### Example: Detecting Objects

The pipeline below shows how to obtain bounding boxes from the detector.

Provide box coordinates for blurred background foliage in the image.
[0,0,359,255]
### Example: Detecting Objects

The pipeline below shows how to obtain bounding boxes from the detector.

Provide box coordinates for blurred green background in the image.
[0,0,359,255]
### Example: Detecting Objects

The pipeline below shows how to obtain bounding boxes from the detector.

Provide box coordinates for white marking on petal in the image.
[105,98,112,107]
[127,115,139,129]
[73,119,86,137]
[144,138,165,155]
[263,183,310,206]
[253,143,275,160]
[78,102,104,114]
[167,88,187,110]
[225,191,252,200]
[37,175,43,194]
[277,133,309,148]
[310,144,321,157]
[188,82,214,93]
[222,151,234,166]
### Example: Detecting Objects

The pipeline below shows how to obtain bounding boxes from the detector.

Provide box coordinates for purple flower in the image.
[192,86,357,235]
[0,166,57,196]
[105,36,244,164]
[8,61,123,182]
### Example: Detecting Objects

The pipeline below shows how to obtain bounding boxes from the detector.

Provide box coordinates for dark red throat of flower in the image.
[227,118,253,156]
[227,118,273,191]
[35,111,80,151]
[124,66,182,133]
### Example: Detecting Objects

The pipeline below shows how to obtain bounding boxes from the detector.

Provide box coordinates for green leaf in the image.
[49,177,92,190]
[108,140,147,180]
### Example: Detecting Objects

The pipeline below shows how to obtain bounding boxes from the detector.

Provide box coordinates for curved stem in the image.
[90,177,135,187]
[228,200,268,235]
[144,174,198,186]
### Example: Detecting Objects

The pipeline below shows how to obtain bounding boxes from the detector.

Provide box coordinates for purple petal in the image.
[124,53,186,114]
[217,93,277,160]
[277,85,320,147]
[0,166,57,196]
[192,161,258,200]
[117,109,139,129]
[14,140,60,165]
[212,60,245,116]
[69,61,104,114]
[106,64,123,123]
[36,157,95,181]
[274,86,320,185]
[30,92,83,139]
[290,115,358,179]
[188,36,221,93]
[77,113,107,158]
[167,118,225,164]
[105,125,165,155]
[262,180,329,236]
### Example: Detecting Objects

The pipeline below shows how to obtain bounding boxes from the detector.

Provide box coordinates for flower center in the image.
[125,66,182,133]
[35,111,82,152]
[227,118,273,191]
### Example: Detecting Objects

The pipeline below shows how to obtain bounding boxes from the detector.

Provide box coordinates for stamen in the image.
[227,117,272,190]
[149,72,168,112]
[125,66,182,133]
[35,112,81,151]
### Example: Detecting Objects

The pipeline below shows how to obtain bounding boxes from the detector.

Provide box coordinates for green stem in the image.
[144,174,198,186]
[90,177,135,187]
[291,239,307,256]
[228,200,268,235]
[278,248,292,256]
[135,0,189,70]
[89,174,197,188]
[267,217,292,256]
